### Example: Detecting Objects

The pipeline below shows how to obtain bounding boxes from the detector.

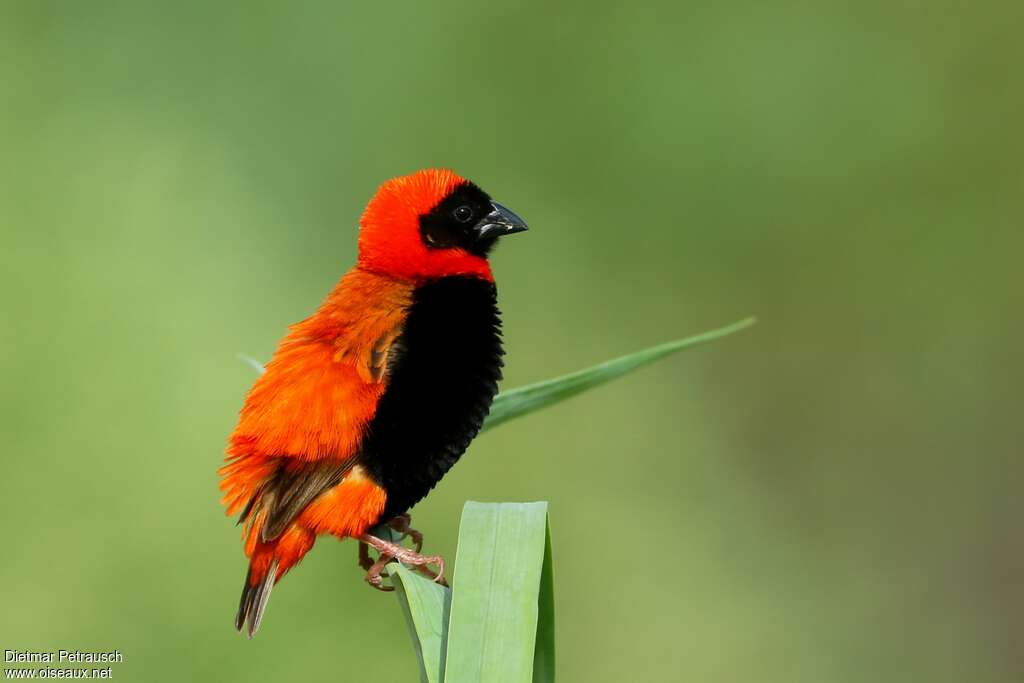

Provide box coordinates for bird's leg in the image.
[358,540,393,583]
[358,533,447,587]
[358,514,418,575]
[358,541,373,571]
[386,513,424,553]
[357,516,436,589]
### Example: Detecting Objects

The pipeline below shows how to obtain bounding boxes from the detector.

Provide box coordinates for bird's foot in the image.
[386,513,424,553]
[355,513,424,580]
[358,532,447,591]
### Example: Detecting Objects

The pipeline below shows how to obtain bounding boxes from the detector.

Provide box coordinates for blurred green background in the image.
[2,1,1021,681]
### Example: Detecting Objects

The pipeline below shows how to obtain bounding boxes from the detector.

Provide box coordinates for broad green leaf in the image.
[444,502,553,683]
[389,564,451,683]
[481,317,755,432]
[533,523,555,683]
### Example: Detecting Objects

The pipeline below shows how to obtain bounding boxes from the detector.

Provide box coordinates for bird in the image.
[219,168,527,637]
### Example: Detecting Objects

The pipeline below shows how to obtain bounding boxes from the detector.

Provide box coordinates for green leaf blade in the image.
[533,523,555,683]
[237,353,267,375]
[482,317,755,432]
[390,563,451,683]
[444,502,552,683]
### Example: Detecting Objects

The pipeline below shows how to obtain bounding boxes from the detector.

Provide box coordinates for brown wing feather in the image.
[228,272,411,542]
[335,318,403,384]
[244,458,354,542]
[241,320,403,541]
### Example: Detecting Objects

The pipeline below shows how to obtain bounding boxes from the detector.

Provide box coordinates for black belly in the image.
[361,275,504,519]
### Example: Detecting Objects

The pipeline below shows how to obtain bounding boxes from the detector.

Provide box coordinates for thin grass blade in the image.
[482,317,755,432]
[237,353,267,374]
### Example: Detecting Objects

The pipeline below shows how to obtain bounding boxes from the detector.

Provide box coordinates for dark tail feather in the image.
[235,560,278,638]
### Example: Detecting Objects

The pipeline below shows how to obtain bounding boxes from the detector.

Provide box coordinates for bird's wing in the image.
[243,458,352,542]
[332,313,404,384]
[254,313,405,541]
[224,283,412,541]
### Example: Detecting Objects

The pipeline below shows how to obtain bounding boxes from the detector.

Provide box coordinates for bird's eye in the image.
[453,205,473,223]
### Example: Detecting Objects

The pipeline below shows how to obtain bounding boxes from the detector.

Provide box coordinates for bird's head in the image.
[357,169,528,282]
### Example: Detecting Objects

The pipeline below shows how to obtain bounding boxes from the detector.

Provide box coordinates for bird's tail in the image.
[235,522,316,637]
[236,559,278,637]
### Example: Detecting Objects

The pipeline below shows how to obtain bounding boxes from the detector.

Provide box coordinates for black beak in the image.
[474,201,529,242]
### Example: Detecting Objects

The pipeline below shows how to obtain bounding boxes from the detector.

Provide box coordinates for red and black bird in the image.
[219,169,527,636]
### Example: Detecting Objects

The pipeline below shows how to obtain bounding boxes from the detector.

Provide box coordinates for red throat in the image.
[356,169,494,282]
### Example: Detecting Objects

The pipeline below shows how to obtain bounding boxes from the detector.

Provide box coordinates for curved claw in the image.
[364,551,396,592]
[366,576,395,592]
[408,557,447,586]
